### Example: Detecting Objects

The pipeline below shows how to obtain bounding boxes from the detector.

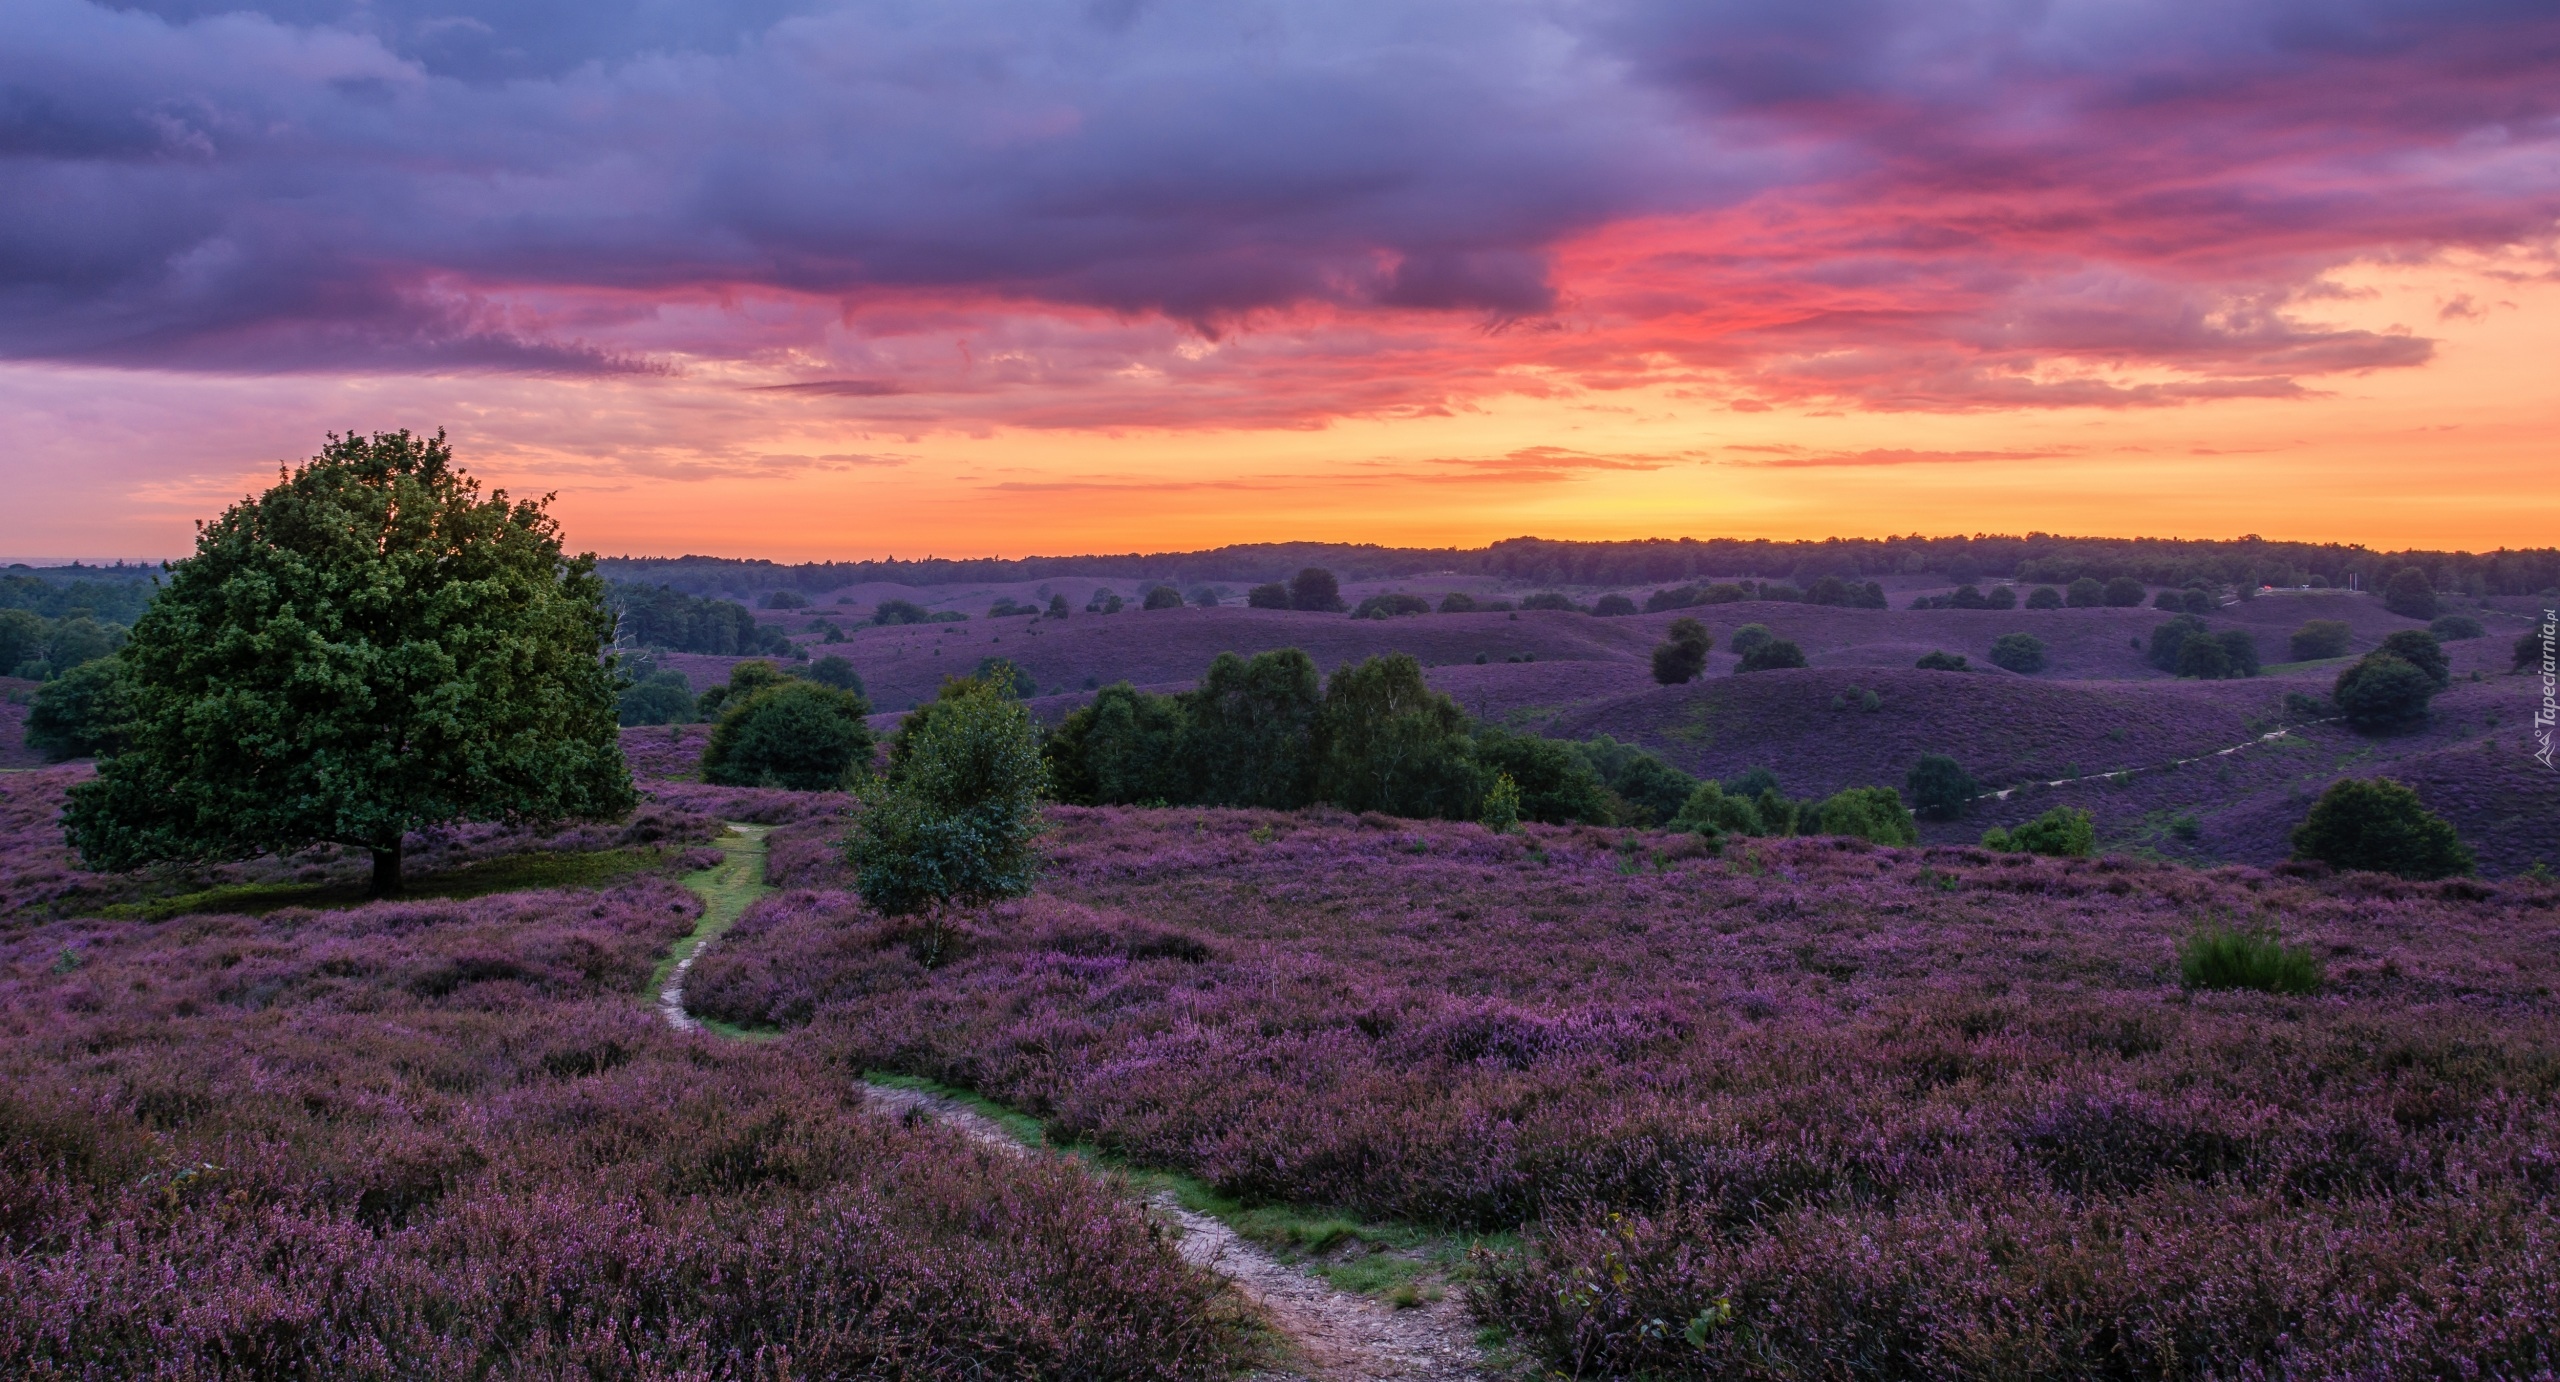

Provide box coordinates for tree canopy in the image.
[63,431,632,895]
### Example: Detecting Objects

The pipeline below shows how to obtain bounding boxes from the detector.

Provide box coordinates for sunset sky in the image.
[4,0,2555,561]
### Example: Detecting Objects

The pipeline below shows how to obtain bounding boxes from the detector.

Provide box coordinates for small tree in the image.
[1142,585,1185,611]
[1044,682,1189,806]
[1988,633,2046,674]
[1915,650,1970,672]
[1906,754,1976,821]
[2290,619,2353,661]
[2213,629,2260,678]
[1737,639,1807,672]
[1983,806,2096,857]
[846,674,1046,951]
[806,654,864,692]
[2175,635,2232,680]
[1479,772,1522,833]
[1290,567,1344,612]
[2428,614,2484,641]
[1472,728,1611,825]
[1671,780,1761,837]
[972,657,1038,698]
[1810,786,1917,845]
[1045,593,1071,619]
[0,608,44,674]
[2333,653,2438,732]
[26,658,131,761]
[2382,567,2437,620]
[1985,585,2017,610]
[2375,629,2449,687]
[1650,617,1711,684]
[2101,577,2146,607]
[2148,615,2209,672]
[2025,586,2064,610]
[1313,653,1481,819]
[2065,577,2105,608]
[2291,776,2473,879]
[702,680,875,791]
[1352,593,1432,619]
[616,671,696,726]
[1728,623,1774,661]
[64,431,631,896]
[1182,648,1322,809]
[2153,590,2186,611]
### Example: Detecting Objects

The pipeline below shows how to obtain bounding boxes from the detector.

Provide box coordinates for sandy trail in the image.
[664,822,1495,1382]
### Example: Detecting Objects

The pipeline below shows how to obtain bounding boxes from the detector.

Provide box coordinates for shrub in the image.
[1727,623,1774,660]
[2175,636,2233,680]
[1736,639,1806,673]
[2291,776,2474,879]
[2182,587,2215,614]
[972,657,1037,698]
[1190,587,1222,607]
[43,615,122,670]
[761,589,809,609]
[1044,683,1189,806]
[872,598,934,625]
[1521,592,1579,612]
[1480,773,1521,833]
[25,657,131,760]
[2213,629,2260,678]
[847,674,1046,922]
[2333,653,2439,732]
[1438,592,1478,613]
[2101,577,2146,607]
[2065,577,2104,608]
[2375,629,2449,687]
[1086,589,1125,614]
[987,597,1034,617]
[695,659,792,718]
[2283,690,2329,718]
[1985,585,2017,610]
[805,654,864,693]
[2383,566,2437,620]
[1670,780,1760,837]
[1046,593,1071,618]
[1290,567,1345,612]
[2429,614,2485,641]
[1983,806,2096,857]
[1182,648,1323,809]
[1473,728,1612,825]
[1142,585,1185,611]
[1314,653,1481,819]
[1644,586,1702,612]
[609,581,795,654]
[1988,633,2046,674]
[1810,786,1917,845]
[1247,582,1291,609]
[2153,590,2186,611]
[2519,624,2550,673]
[1351,592,1432,619]
[1650,617,1711,685]
[1592,593,1639,617]
[1575,735,1698,825]
[702,680,875,791]
[1915,650,1969,672]
[1906,754,1976,821]
[2025,586,2064,610]
[2290,619,2354,661]
[0,607,44,672]
[2179,924,2324,995]
[2147,614,2209,672]
[616,670,696,727]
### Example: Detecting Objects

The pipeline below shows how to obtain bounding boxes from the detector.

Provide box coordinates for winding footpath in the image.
[662,823,1494,1382]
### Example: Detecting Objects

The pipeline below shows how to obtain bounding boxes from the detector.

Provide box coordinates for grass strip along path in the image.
[664,822,1498,1382]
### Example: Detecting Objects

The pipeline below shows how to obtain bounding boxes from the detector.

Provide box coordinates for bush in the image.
[1314,653,1482,819]
[1351,592,1431,619]
[2519,624,2549,673]
[1480,773,1521,833]
[1736,639,1806,673]
[847,675,1046,920]
[1183,648,1323,809]
[1915,650,1969,672]
[1521,592,1579,612]
[2175,636,2233,680]
[44,616,124,670]
[2025,586,2064,610]
[2333,653,2439,732]
[1086,589,1125,614]
[1985,585,2016,610]
[1438,592,1478,613]
[2289,619,2353,661]
[1650,617,1711,685]
[2179,924,2324,995]
[1810,786,1916,845]
[2147,615,2208,672]
[25,657,131,761]
[1728,623,1774,661]
[2182,587,2215,614]
[1948,585,1989,609]
[1190,587,1223,607]
[2213,629,2260,678]
[1906,754,1976,821]
[702,680,875,791]
[2383,566,2437,620]
[2064,578,2104,607]
[2153,590,2186,611]
[2283,690,2329,718]
[1142,585,1185,611]
[2375,629,2449,687]
[2291,776,2474,879]
[1046,593,1071,618]
[1473,728,1612,825]
[1247,582,1291,609]
[1290,567,1345,612]
[806,654,864,693]
[616,670,696,727]
[2429,614,2485,641]
[1988,633,2046,674]
[1044,683,1189,806]
[1983,806,2096,857]
[761,590,808,610]
[1592,593,1639,617]
[695,659,792,718]
[1575,735,1698,826]
[0,607,44,673]
[871,598,933,625]
[2099,577,2145,607]
[1670,780,1760,837]
[972,657,1037,698]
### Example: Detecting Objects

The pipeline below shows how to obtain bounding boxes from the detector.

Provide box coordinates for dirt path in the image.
[1973,716,2343,804]
[663,823,1497,1382]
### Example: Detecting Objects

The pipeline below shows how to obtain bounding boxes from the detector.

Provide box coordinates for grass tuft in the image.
[2179,923,2324,995]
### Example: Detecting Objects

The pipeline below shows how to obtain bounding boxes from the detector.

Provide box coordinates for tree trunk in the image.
[370,840,403,898]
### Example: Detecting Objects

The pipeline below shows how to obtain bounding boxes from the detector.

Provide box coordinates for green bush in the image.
[1043,683,1189,806]
[0,608,46,673]
[2382,566,2437,620]
[1183,648,1323,809]
[2179,924,2324,995]
[2025,586,2064,610]
[1670,780,1761,837]
[616,670,696,727]
[1351,593,1432,619]
[2147,614,2207,671]
[1313,653,1481,819]
[1521,592,1579,612]
[972,657,1037,698]
[1982,806,2095,857]
[25,657,131,761]
[761,590,808,610]
[2375,629,2449,687]
[2065,577,2104,608]
[1810,786,1916,845]
[1727,623,1774,660]
[2214,629,2260,677]
[1915,650,1969,672]
[1290,568,1345,612]
[1046,593,1071,618]
[695,659,792,718]
[2427,614,2484,641]
[2153,590,2186,611]
[1592,593,1639,617]
[2289,619,2353,661]
[1479,773,1521,833]
[2101,576,2146,607]
[2175,636,2233,679]
[1438,592,1478,613]
[1987,633,2046,673]
[1575,735,1698,826]
[1142,585,1185,611]
[1650,617,1711,684]
[847,675,1046,922]
[1985,585,2016,610]
[1736,639,1807,672]
[702,680,876,791]
[2332,653,2439,732]
[1473,728,1612,825]
[1906,754,1976,821]
[44,616,124,671]
[2290,776,2474,879]
[871,598,934,625]
[1247,582,1291,609]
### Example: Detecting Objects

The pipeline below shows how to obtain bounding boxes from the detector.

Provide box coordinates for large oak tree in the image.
[65,431,633,895]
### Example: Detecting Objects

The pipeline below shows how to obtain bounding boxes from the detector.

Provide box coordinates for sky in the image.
[3,0,2556,561]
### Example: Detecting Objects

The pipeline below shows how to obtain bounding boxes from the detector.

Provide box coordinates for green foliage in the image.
[62,430,632,895]
[1473,728,1612,825]
[806,654,864,693]
[847,676,1046,919]
[1046,592,1071,618]
[1988,633,2047,674]
[695,659,792,719]
[1479,772,1521,833]
[2175,635,2232,680]
[1044,683,1190,806]
[2382,566,2437,620]
[1438,592,1478,613]
[1521,591,1579,612]
[2153,589,2186,611]
[1906,754,1976,821]
[2427,614,2484,641]
[2333,653,2439,732]
[25,657,131,761]
[870,598,961,625]
[1736,638,1807,672]
[0,607,45,674]
[761,589,809,610]
[2213,629,2260,677]
[1810,786,1917,845]
[615,670,696,727]
[608,582,791,656]
[44,616,124,670]
[2101,576,2146,607]
[972,657,1037,698]
[1314,653,1482,819]
[1575,735,1698,825]
[2025,586,2064,610]
[1650,616,1711,684]
[1984,585,2016,610]
[1183,648,1323,809]
[1915,650,1969,672]
[1591,593,1639,617]
[1983,806,2096,857]
[1291,567,1345,611]
[2289,619,2353,661]
[1728,623,1774,660]
[1351,592,1432,619]
[1142,585,1185,611]
[2375,629,2450,687]
[2179,924,2324,995]
[1247,582,1291,609]
[2291,776,2474,879]
[2065,577,2104,607]
[702,679,875,791]
[1670,780,1761,837]
[2147,614,2208,671]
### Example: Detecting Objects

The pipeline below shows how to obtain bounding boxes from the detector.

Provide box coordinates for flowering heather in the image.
[691,805,2560,1377]
[0,864,1243,1378]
